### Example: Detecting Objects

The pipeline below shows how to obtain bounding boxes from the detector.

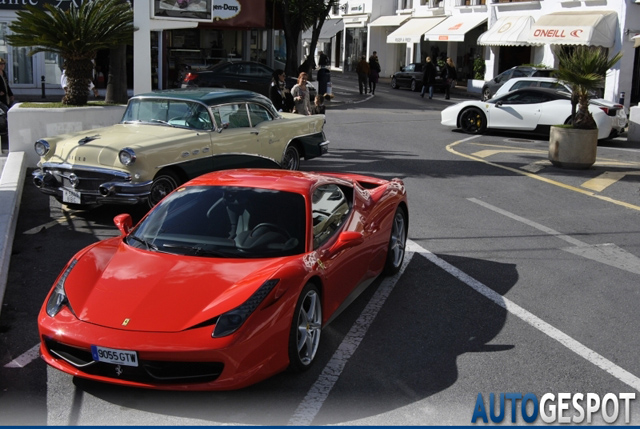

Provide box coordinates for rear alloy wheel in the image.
[288,283,322,372]
[282,145,301,170]
[384,206,407,275]
[410,79,418,92]
[459,107,487,134]
[391,77,399,89]
[148,170,180,208]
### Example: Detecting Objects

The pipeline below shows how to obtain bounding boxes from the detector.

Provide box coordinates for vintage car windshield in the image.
[121,98,213,130]
[127,186,306,257]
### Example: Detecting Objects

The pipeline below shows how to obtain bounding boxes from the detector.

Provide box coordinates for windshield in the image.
[128,186,306,258]
[121,98,213,130]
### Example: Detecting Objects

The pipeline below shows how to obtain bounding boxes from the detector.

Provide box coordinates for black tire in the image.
[391,77,399,89]
[282,145,301,170]
[459,107,487,134]
[383,206,407,275]
[410,80,418,92]
[148,170,180,208]
[288,283,322,372]
[482,87,491,101]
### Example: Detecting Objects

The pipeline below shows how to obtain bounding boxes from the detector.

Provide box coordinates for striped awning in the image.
[478,16,534,46]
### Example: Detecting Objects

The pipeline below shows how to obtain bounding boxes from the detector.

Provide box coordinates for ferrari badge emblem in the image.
[115,365,123,376]
[317,259,325,270]
[122,318,130,326]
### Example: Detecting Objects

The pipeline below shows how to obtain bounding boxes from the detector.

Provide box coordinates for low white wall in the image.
[8,103,127,168]
[629,104,640,143]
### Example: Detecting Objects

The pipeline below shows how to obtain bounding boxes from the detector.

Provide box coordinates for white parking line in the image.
[4,343,40,368]
[289,251,415,425]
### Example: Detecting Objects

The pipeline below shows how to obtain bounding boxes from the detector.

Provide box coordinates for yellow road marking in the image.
[472,149,546,158]
[447,139,640,212]
[581,171,640,192]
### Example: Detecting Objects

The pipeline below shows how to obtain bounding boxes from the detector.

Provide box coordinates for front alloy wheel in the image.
[288,283,322,371]
[391,77,398,89]
[460,108,487,134]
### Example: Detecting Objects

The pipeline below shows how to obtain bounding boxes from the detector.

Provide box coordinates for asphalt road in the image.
[2,79,640,425]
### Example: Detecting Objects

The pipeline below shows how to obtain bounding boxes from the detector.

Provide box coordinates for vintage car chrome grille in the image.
[43,164,131,193]
[44,337,224,385]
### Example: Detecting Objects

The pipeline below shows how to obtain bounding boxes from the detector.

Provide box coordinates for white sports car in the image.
[441,88,613,140]
[492,77,627,137]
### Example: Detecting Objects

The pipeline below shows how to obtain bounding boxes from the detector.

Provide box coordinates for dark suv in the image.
[391,62,445,92]
[481,66,556,100]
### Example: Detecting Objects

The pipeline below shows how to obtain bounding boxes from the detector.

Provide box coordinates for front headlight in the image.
[212,279,279,338]
[35,140,50,157]
[119,148,136,166]
[46,260,77,317]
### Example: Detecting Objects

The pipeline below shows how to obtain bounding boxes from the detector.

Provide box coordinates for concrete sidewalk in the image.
[0,151,26,317]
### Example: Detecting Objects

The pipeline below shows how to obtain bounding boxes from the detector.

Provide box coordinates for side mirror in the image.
[114,214,133,235]
[329,231,364,254]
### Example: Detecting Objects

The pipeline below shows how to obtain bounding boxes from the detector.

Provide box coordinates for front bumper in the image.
[33,163,152,206]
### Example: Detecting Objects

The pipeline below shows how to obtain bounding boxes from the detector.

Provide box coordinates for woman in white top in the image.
[291,72,311,116]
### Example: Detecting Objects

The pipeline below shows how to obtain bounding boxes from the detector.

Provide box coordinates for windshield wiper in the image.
[162,243,229,257]
[127,235,159,251]
[148,119,176,127]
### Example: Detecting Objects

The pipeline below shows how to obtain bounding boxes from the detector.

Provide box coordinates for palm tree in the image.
[553,46,622,130]
[7,0,133,106]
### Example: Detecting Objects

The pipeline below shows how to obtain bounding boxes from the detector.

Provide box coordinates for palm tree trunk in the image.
[105,44,129,104]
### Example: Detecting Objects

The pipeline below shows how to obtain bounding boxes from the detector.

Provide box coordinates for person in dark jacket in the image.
[0,58,14,109]
[269,69,293,112]
[355,56,370,95]
[368,51,381,95]
[420,56,437,99]
[442,57,457,100]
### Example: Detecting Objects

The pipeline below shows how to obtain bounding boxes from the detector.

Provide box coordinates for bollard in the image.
[41,75,46,99]
[619,91,625,105]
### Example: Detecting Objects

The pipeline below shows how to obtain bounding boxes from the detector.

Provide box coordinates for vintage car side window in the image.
[214,103,251,129]
[312,184,351,249]
[248,104,272,126]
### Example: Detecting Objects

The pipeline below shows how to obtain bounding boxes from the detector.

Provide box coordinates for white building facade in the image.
[308,0,640,110]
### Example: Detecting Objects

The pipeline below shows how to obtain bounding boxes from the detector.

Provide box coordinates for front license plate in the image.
[62,188,81,204]
[91,345,138,367]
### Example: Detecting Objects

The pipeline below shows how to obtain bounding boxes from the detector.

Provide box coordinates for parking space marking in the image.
[4,343,40,368]
[289,251,415,426]
[447,140,640,212]
[581,171,640,192]
[406,240,640,393]
[472,148,545,158]
[469,198,640,275]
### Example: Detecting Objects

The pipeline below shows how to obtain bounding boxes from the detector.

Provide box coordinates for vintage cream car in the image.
[32,88,328,208]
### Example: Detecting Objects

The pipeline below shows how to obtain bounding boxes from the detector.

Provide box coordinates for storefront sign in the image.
[154,0,213,21]
[0,0,83,11]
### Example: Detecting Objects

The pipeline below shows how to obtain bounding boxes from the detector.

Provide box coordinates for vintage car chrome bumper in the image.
[33,163,152,205]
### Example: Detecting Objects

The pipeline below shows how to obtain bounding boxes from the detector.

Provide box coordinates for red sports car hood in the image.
[65,238,289,332]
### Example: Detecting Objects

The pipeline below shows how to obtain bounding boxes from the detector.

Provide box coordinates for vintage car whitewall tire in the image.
[283,145,301,170]
[148,170,180,208]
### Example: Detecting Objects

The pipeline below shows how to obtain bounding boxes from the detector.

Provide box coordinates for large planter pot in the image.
[548,126,598,169]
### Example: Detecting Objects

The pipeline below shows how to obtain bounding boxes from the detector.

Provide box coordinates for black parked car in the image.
[181,60,316,99]
[391,62,445,92]
[481,66,556,101]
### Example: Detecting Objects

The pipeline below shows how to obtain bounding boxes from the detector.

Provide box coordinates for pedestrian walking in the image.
[442,57,457,100]
[291,72,312,115]
[269,69,293,112]
[318,50,329,67]
[368,51,381,95]
[420,56,437,99]
[356,55,370,95]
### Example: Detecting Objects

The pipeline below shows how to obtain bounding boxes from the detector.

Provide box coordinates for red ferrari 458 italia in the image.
[38,169,408,390]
